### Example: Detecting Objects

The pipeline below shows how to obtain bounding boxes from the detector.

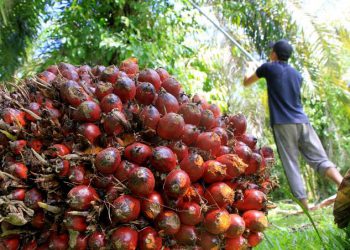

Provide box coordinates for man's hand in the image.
[243,73,259,87]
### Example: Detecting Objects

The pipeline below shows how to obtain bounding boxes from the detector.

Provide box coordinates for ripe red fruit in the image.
[60,80,92,107]
[247,232,264,247]
[226,214,245,238]
[192,94,209,110]
[155,91,179,115]
[138,68,161,91]
[0,236,19,250]
[204,182,234,208]
[196,132,221,156]
[74,101,101,122]
[24,188,43,210]
[169,141,188,162]
[203,209,230,234]
[157,113,185,140]
[202,160,227,183]
[164,169,191,198]
[119,58,139,78]
[103,110,130,135]
[58,62,76,72]
[238,134,257,150]
[225,236,249,250]
[217,145,232,156]
[49,232,69,250]
[138,227,162,250]
[95,147,121,174]
[179,202,202,226]
[136,82,157,105]
[227,113,247,136]
[242,210,268,232]
[8,188,26,200]
[46,65,59,75]
[181,124,200,146]
[77,65,91,75]
[23,240,37,250]
[67,185,99,210]
[100,65,119,84]
[113,76,136,102]
[9,140,27,154]
[8,163,28,179]
[174,225,198,246]
[88,231,106,250]
[139,105,160,131]
[28,139,43,152]
[112,195,140,223]
[114,160,138,182]
[37,70,56,83]
[141,191,164,220]
[245,152,262,175]
[2,108,26,126]
[200,232,221,250]
[200,109,216,130]
[183,183,204,203]
[124,142,152,165]
[216,154,247,179]
[95,81,114,101]
[25,102,41,121]
[31,211,45,228]
[180,152,204,182]
[110,227,138,250]
[178,103,202,126]
[49,144,70,157]
[156,67,170,82]
[234,143,252,164]
[260,145,274,159]
[72,234,88,250]
[62,69,79,81]
[156,210,181,235]
[150,146,177,173]
[77,123,102,144]
[177,92,190,104]
[208,103,221,118]
[64,212,87,232]
[162,77,181,97]
[100,93,123,113]
[68,165,88,185]
[211,127,228,145]
[235,189,267,211]
[163,195,184,209]
[128,167,155,196]
[91,65,106,76]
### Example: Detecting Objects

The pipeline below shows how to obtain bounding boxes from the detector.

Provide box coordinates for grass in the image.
[256,202,350,250]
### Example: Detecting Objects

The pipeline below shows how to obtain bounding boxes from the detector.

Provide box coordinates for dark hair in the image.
[270,39,293,61]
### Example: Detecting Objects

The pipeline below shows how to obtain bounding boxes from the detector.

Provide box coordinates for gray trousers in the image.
[272,123,335,200]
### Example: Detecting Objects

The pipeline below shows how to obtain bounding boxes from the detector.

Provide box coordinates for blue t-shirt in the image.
[256,61,309,125]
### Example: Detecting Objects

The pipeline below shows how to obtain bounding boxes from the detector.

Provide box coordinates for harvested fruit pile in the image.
[0,58,276,250]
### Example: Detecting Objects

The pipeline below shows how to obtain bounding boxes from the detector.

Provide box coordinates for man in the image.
[243,39,343,209]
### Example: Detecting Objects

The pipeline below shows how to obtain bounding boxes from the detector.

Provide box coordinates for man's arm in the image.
[243,73,259,87]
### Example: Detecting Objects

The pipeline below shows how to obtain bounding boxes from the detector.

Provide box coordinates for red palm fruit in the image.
[192,94,209,110]
[242,210,268,232]
[211,127,228,145]
[200,109,216,130]
[25,102,41,121]
[217,146,232,157]
[23,240,37,250]
[114,160,139,182]
[177,91,190,104]
[247,232,264,247]
[226,214,245,238]
[178,103,202,126]
[95,81,114,101]
[138,68,161,91]
[58,62,76,71]
[62,69,79,81]
[2,108,26,126]
[72,234,88,250]
[204,182,234,208]
[47,65,59,75]
[141,191,164,220]
[225,236,249,250]
[260,180,273,194]
[174,225,198,246]
[60,80,92,107]
[234,143,252,164]
[95,147,121,174]
[163,194,184,209]
[238,134,257,150]
[74,101,101,122]
[28,139,43,152]
[8,163,28,179]
[31,211,45,228]
[235,189,267,211]
[64,212,87,232]
[179,202,202,226]
[156,67,170,82]
[9,140,27,154]
[208,103,221,118]
[139,105,160,131]
[200,232,221,250]
[180,152,204,182]
[156,210,181,235]
[203,209,230,234]
[100,65,119,84]
[67,185,99,210]
[100,93,123,113]
[150,146,177,173]
[103,110,130,135]
[183,183,204,203]
[68,165,88,184]
[202,160,227,184]
[169,141,189,162]
[49,232,69,250]
[113,76,136,102]
[155,91,179,115]
[8,188,26,200]
[91,65,106,76]
[136,82,157,105]
[162,77,181,97]
[182,124,200,146]
[92,174,114,189]
[196,132,221,156]
[47,107,61,122]
[164,169,191,198]
[213,116,226,128]
[106,185,119,203]
[119,58,139,78]
[48,144,70,157]
[88,231,106,250]
[38,70,56,83]
[260,145,274,159]
[124,142,152,165]
[77,65,91,75]
[37,243,50,250]
[128,167,155,196]
[226,113,247,136]
[157,113,185,140]
[216,154,247,179]
[77,123,102,144]
[245,153,262,175]
[138,227,162,250]
[112,195,140,223]
[24,188,43,210]
[0,236,19,250]
[110,227,138,250]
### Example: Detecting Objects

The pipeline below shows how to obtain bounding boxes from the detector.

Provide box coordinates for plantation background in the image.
[0,0,350,248]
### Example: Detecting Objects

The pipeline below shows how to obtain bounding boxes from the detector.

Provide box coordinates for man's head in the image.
[269,39,293,62]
